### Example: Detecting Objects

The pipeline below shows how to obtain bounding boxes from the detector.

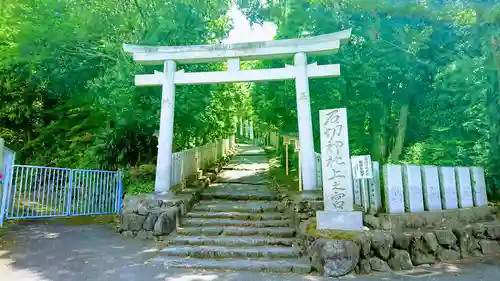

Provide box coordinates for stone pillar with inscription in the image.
[316,108,363,231]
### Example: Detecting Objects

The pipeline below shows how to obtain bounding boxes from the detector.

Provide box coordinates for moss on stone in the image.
[306,218,362,241]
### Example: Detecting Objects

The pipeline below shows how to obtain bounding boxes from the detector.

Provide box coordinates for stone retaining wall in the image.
[298,218,500,277]
[117,157,229,240]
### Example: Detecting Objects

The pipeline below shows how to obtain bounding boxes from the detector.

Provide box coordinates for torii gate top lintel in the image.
[123,29,351,65]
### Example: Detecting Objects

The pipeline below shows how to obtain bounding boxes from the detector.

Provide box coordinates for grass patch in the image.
[265,147,300,193]
[306,218,362,241]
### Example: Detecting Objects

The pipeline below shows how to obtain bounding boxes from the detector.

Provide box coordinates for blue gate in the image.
[1,165,122,223]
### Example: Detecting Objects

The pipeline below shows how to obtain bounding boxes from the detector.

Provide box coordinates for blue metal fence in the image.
[3,165,122,220]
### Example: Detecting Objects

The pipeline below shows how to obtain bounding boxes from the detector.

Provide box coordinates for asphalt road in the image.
[0,223,499,281]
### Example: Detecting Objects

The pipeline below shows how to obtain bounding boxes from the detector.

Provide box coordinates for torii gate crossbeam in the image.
[124,29,351,193]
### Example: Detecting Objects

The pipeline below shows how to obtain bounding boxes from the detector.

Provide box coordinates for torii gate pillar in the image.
[155,60,176,191]
[294,52,316,191]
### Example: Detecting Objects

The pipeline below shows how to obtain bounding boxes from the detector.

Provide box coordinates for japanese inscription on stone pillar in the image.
[319,108,353,211]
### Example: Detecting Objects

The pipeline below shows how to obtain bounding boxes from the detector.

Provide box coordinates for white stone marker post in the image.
[155,60,176,192]
[470,167,488,207]
[368,161,382,214]
[421,166,442,211]
[383,164,405,214]
[239,118,243,136]
[352,179,362,206]
[245,120,250,138]
[294,53,318,191]
[317,108,363,231]
[438,167,459,209]
[402,165,424,212]
[351,155,372,213]
[456,167,474,208]
[249,121,254,140]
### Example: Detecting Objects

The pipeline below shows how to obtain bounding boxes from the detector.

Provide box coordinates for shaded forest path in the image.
[150,143,312,273]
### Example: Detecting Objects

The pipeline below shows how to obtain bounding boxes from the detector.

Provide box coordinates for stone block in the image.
[316,211,363,231]
[154,212,175,236]
[422,166,442,211]
[383,164,405,214]
[479,240,500,255]
[438,167,459,209]
[437,248,461,261]
[368,257,391,272]
[434,229,457,248]
[142,213,158,231]
[371,230,394,260]
[388,249,413,271]
[402,165,424,212]
[409,233,436,265]
[470,167,488,207]
[453,227,478,258]
[423,232,439,252]
[363,214,381,229]
[485,222,500,240]
[358,259,371,274]
[358,234,372,258]
[393,232,413,250]
[456,167,474,208]
[122,213,146,231]
[312,238,360,277]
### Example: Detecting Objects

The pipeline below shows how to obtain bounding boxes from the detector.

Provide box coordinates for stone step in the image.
[167,235,297,247]
[224,155,269,171]
[182,218,292,227]
[192,200,280,213]
[160,245,300,258]
[186,211,287,220]
[177,226,296,237]
[150,256,311,274]
[201,190,277,200]
[215,170,268,185]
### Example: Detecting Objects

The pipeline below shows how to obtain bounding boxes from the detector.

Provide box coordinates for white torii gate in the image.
[124,29,351,193]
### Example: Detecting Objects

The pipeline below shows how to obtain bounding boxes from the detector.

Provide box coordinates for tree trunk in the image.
[371,102,390,163]
[388,103,409,162]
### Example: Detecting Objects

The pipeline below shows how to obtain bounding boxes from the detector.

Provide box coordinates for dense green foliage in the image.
[0,0,249,174]
[1,0,499,199]
[239,0,500,199]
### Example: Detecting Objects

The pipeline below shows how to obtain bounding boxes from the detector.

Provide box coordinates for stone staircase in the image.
[152,144,311,273]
